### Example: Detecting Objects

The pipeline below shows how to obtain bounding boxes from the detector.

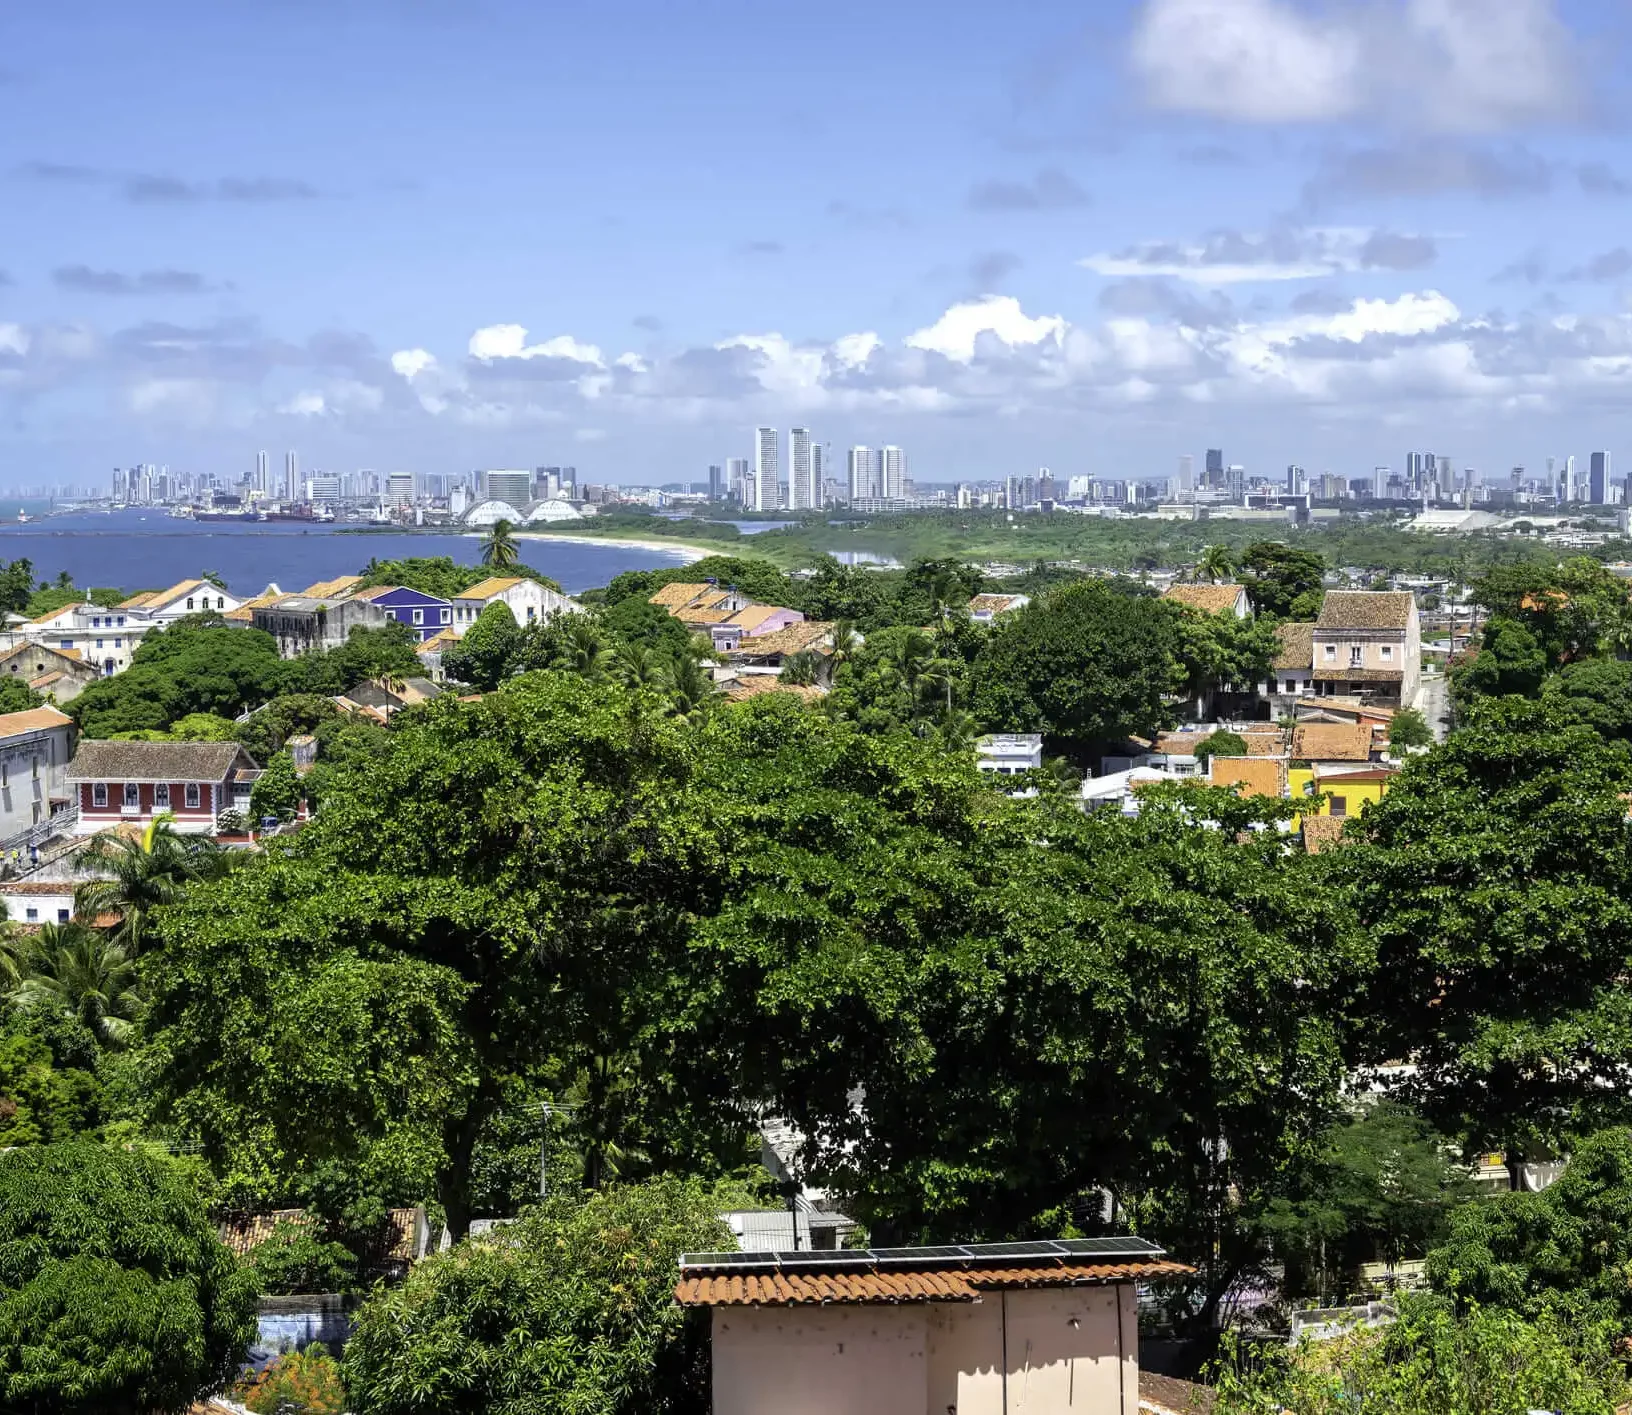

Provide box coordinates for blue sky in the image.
[4,0,1632,487]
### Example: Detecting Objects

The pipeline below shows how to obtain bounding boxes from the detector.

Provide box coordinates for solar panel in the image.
[773,1249,879,1269]
[962,1241,1071,1260]
[679,1250,782,1269]
[1052,1237,1166,1259]
[867,1245,975,1264]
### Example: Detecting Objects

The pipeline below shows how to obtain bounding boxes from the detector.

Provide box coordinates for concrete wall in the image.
[712,1285,1137,1415]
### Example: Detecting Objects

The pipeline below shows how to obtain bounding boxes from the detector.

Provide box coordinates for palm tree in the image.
[1193,544,1235,584]
[613,641,665,688]
[552,618,613,682]
[74,814,227,955]
[482,518,521,571]
[881,630,935,716]
[54,570,73,591]
[665,653,719,721]
[10,923,142,1048]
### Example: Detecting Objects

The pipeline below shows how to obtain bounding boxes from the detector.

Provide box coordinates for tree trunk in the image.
[438,1078,499,1244]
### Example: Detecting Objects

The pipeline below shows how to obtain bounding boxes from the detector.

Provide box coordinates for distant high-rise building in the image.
[480,469,533,508]
[847,446,875,502]
[753,427,779,511]
[387,473,415,506]
[810,443,826,508]
[1177,454,1194,495]
[789,428,813,510]
[1286,464,1305,495]
[306,474,342,506]
[1205,448,1223,486]
[255,451,269,494]
[284,451,299,502]
[1225,464,1245,499]
[1564,455,1578,503]
[725,457,750,504]
[708,464,724,500]
[1591,451,1612,504]
[880,446,906,499]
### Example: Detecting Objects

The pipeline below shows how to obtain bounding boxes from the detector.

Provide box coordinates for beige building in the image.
[1312,591,1420,708]
[678,1240,1187,1415]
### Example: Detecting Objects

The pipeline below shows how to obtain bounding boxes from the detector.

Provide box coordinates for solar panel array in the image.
[679,1238,1166,1270]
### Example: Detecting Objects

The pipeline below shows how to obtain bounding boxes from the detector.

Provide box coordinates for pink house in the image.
[67,740,259,835]
[728,605,806,638]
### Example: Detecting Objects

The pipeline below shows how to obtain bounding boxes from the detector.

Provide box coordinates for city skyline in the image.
[5,1,1632,484]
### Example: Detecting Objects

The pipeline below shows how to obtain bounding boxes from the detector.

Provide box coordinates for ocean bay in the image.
[0,510,694,596]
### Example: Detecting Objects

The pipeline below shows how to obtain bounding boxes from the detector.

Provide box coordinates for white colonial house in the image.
[450,576,581,634]
[119,578,248,621]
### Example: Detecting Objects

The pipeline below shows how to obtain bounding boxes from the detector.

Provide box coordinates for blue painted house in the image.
[352,585,453,642]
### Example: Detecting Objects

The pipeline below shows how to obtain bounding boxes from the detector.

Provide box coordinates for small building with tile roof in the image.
[678,1240,1188,1415]
[251,595,391,659]
[1266,622,1316,702]
[123,577,248,621]
[967,592,1031,622]
[0,641,101,705]
[1312,591,1420,708]
[450,575,581,635]
[1209,756,1288,799]
[349,585,454,641]
[1291,720,1377,765]
[1162,582,1251,618]
[0,705,76,849]
[723,620,835,667]
[0,602,161,677]
[67,738,257,835]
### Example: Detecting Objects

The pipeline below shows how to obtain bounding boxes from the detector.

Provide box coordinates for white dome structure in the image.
[523,498,584,525]
[462,499,525,526]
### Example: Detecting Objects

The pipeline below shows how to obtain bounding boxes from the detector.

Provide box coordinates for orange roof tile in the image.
[457,576,525,601]
[1302,816,1349,854]
[300,574,364,599]
[0,706,73,737]
[1292,721,1375,762]
[1163,583,1247,615]
[675,1260,1193,1307]
[722,677,825,703]
[648,582,711,608]
[968,593,1027,614]
[727,604,796,632]
[1209,757,1287,798]
[118,591,157,609]
[725,621,834,659]
[28,603,85,624]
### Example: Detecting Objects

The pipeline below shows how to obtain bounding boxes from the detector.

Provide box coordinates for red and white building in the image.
[66,740,259,835]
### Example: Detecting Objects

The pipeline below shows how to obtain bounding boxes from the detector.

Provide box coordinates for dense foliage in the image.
[0,1141,257,1414]
[342,1179,729,1415]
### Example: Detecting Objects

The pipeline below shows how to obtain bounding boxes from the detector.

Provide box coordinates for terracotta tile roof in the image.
[0,706,73,737]
[55,648,83,662]
[300,574,364,599]
[417,627,460,653]
[1313,666,1405,684]
[224,590,290,623]
[1312,764,1395,784]
[1316,591,1415,631]
[675,1260,1192,1307]
[218,1206,421,1265]
[1292,721,1375,762]
[1273,622,1316,671]
[727,604,797,632]
[142,578,208,609]
[28,672,65,689]
[347,584,397,602]
[1140,1371,1217,1415]
[117,591,156,608]
[677,607,737,626]
[1209,757,1287,797]
[0,880,77,895]
[1302,816,1349,854]
[1294,698,1397,720]
[722,677,825,703]
[725,621,835,659]
[968,593,1027,614]
[1163,583,1247,615]
[67,739,255,782]
[648,582,711,608]
[28,603,85,624]
[1155,729,1286,759]
[456,576,525,601]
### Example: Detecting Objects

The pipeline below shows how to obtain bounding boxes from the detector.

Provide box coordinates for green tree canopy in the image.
[1240,541,1326,619]
[249,752,302,823]
[969,580,1179,756]
[1339,697,1632,1158]
[440,600,523,692]
[1193,729,1248,763]
[0,1141,257,1414]
[1387,706,1434,749]
[341,1179,730,1415]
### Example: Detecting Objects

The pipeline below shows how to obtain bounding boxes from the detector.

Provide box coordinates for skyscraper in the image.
[847,446,875,502]
[1285,464,1305,495]
[810,442,826,508]
[255,450,269,494]
[725,457,749,504]
[1177,454,1194,495]
[1205,448,1223,486]
[880,446,906,499]
[708,464,724,501]
[481,469,533,508]
[284,451,299,502]
[1564,455,1578,503]
[753,427,779,511]
[1591,451,1612,504]
[789,428,812,510]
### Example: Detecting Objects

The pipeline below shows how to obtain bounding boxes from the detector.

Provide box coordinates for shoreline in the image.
[507,530,713,564]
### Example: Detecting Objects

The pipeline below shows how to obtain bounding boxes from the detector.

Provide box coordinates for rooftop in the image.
[1316,590,1415,631]
[1209,757,1287,798]
[725,620,835,659]
[1291,721,1376,762]
[1273,622,1316,671]
[300,574,364,599]
[1162,583,1247,615]
[67,739,255,782]
[648,582,711,608]
[674,1238,1189,1307]
[0,706,73,738]
[968,592,1029,613]
[721,676,825,703]
[457,575,526,601]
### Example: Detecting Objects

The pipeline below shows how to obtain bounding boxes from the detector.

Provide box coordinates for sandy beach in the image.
[509,530,711,564]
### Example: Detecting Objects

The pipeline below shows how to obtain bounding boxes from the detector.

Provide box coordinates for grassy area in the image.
[552,509,1619,581]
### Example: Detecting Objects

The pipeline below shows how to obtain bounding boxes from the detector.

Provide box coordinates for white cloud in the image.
[468,324,605,366]
[391,347,436,379]
[574,427,607,443]
[832,331,882,367]
[278,391,327,416]
[905,296,1066,363]
[1083,228,1439,285]
[0,324,29,356]
[1130,0,1577,131]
